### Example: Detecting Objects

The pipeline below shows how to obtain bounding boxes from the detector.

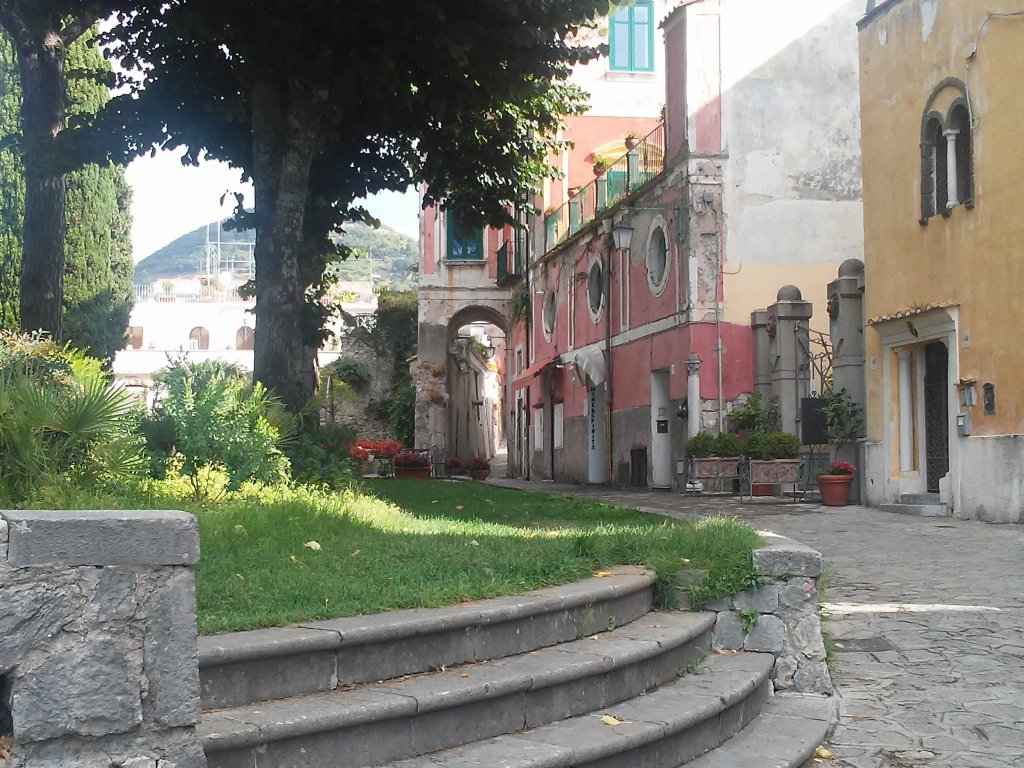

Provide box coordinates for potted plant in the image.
[444,455,465,477]
[592,153,614,176]
[745,431,802,496]
[816,461,856,506]
[624,131,642,150]
[467,455,491,481]
[686,432,744,479]
[393,450,431,479]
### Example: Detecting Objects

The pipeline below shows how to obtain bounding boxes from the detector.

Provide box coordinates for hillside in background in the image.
[134,220,418,287]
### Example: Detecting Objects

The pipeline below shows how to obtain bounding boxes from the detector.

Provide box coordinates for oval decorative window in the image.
[647,225,669,294]
[588,261,604,320]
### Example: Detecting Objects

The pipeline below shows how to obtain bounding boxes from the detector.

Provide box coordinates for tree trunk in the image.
[17,32,66,338]
[250,75,324,412]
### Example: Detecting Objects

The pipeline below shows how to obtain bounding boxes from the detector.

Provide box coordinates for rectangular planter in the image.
[749,459,802,485]
[691,457,741,479]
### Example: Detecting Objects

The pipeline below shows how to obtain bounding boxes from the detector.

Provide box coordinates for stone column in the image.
[898,348,914,473]
[767,286,813,436]
[944,129,960,207]
[1,509,206,768]
[828,259,866,500]
[686,353,701,438]
[415,320,449,450]
[750,309,771,397]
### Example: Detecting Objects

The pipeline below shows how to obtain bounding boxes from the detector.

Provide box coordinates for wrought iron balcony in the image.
[496,241,524,286]
[543,123,665,254]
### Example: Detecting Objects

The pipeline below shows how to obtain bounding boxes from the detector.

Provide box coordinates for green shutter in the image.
[447,211,484,260]
[609,2,655,73]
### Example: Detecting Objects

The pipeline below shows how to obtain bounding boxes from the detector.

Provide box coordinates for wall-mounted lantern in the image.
[612,223,634,252]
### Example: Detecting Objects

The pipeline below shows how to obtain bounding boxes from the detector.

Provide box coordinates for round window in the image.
[542,291,557,338]
[588,261,604,319]
[647,226,668,293]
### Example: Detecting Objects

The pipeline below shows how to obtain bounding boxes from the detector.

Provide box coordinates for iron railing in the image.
[496,241,524,285]
[543,122,665,254]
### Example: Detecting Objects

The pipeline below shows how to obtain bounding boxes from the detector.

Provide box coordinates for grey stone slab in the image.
[255,717,416,768]
[144,569,202,727]
[411,692,527,754]
[3,509,199,566]
[743,614,786,653]
[369,665,529,713]
[12,638,143,742]
[879,503,950,518]
[752,533,823,577]
[732,586,780,614]
[199,626,341,665]
[306,604,482,646]
[712,612,744,650]
[87,568,137,622]
[384,733,573,768]
[199,711,262,754]
[0,569,80,672]
[200,647,338,710]
[337,625,478,685]
[475,613,571,659]
[0,517,8,543]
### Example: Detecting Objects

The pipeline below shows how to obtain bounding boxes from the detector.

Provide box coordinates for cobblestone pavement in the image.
[488,478,1024,767]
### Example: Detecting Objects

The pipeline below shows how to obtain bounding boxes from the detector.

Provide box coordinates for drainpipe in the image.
[605,243,615,484]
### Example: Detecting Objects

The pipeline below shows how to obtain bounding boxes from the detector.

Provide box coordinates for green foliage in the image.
[728,393,781,435]
[685,432,744,458]
[0,332,144,504]
[323,356,370,390]
[823,388,865,451]
[284,422,358,487]
[145,358,290,498]
[734,607,759,634]
[0,29,133,361]
[745,431,801,460]
[510,281,530,326]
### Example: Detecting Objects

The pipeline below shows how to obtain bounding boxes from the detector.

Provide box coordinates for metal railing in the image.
[543,123,665,254]
[133,284,251,303]
[495,241,524,285]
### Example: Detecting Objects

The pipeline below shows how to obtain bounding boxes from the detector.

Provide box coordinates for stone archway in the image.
[414,300,510,452]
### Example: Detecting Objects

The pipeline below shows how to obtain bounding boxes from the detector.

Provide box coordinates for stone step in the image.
[199,565,655,710]
[684,693,831,768]
[200,610,715,768]
[379,653,774,768]
[880,502,950,518]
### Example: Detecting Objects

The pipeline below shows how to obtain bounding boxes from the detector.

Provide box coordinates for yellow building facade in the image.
[859,0,1024,521]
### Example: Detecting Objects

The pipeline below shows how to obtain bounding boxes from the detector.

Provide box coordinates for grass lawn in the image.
[30,478,761,635]
[191,480,760,635]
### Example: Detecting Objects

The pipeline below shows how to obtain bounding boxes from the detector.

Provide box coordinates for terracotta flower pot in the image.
[625,136,640,149]
[395,466,430,479]
[818,473,854,506]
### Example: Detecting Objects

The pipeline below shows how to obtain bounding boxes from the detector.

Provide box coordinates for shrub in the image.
[444,456,465,471]
[0,333,145,504]
[145,359,290,498]
[728,393,780,435]
[349,439,402,461]
[286,422,358,486]
[746,431,800,460]
[712,432,745,457]
[685,432,717,458]
[324,356,371,390]
[393,450,429,468]
[824,388,865,451]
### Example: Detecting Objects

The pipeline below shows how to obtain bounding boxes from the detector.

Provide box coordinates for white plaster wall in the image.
[570,0,674,118]
[957,435,1024,524]
[718,0,864,268]
[128,301,255,352]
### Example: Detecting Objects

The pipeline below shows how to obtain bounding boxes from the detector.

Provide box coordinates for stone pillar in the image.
[750,309,771,397]
[944,129,960,207]
[0,509,206,768]
[415,320,449,450]
[828,259,866,500]
[767,286,813,437]
[685,353,701,439]
[898,348,914,473]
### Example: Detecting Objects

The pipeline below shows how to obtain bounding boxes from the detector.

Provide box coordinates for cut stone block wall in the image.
[0,510,206,768]
[680,532,832,695]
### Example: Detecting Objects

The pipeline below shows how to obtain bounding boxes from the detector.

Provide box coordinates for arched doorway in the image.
[189,326,210,351]
[236,326,255,351]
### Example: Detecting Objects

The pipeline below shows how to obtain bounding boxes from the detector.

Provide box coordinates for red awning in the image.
[511,357,561,389]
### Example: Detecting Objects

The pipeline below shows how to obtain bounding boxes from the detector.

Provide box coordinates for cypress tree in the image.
[0,28,133,362]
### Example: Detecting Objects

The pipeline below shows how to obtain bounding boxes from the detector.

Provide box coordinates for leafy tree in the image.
[109,0,606,411]
[0,2,126,338]
[0,26,133,362]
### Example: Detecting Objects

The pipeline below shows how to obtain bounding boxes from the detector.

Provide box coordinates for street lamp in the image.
[612,223,634,251]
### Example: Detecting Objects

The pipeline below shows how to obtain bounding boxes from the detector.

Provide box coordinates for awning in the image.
[562,347,607,387]
[511,357,560,389]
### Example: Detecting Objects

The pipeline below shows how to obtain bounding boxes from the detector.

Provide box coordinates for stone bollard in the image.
[686,533,832,695]
[0,509,206,768]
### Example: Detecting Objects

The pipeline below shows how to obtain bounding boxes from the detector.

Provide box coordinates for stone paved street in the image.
[488,477,1024,767]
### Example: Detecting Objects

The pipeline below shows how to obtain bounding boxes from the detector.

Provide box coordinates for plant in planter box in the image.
[746,431,801,491]
[393,449,430,478]
[444,455,465,472]
[745,431,800,460]
[467,455,491,480]
[685,432,717,458]
[686,432,743,479]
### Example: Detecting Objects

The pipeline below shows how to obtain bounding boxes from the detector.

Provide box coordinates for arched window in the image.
[128,326,144,350]
[920,80,974,223]
[921,115,945,220]
[236,326,254,351]
[189,326,210,351]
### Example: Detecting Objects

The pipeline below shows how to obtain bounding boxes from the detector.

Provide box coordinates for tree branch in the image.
[59,15,95,46]
[0,9,33,52]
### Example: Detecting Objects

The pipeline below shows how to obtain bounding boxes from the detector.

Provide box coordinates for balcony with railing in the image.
[543,123,665,255]
[496,241,525,286]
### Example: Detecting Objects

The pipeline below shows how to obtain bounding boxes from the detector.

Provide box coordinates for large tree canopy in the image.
[108,0,609,410]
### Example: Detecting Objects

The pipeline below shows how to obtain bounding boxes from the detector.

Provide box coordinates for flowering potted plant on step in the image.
[467,455,491,481]
[816,462,856,506]
[393,450,430,479]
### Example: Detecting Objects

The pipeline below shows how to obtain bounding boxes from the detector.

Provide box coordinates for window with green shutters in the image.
[609,1,654,72]
[446,212,484,260]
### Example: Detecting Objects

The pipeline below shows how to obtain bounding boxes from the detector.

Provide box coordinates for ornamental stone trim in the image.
[681,532,832,696]
[0,509,206,768]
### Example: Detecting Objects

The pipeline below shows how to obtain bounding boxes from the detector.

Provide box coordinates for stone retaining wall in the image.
[0,510,206,768]
[682,533,832,695]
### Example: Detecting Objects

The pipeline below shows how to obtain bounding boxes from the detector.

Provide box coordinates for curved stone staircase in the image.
[198,567,829,768]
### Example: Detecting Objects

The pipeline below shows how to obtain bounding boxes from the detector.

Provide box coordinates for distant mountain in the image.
[133,220,418,287]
